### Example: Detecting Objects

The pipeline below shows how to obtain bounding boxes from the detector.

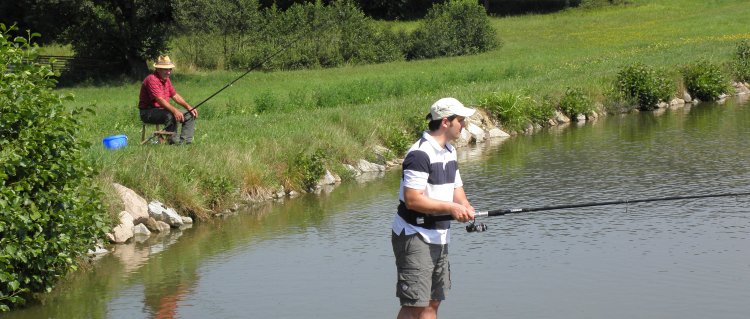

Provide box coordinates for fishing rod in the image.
[425,191,750,232]
[181,20,333,120]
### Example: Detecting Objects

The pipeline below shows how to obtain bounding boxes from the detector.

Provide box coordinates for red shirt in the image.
[138,73,176,109]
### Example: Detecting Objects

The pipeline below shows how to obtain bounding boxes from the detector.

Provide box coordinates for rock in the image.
[163,207,184,227]
[657,102,669,108]
[719,93,728,100]
[466,123,485,143]
[112,183,149,224]
[371,145,391,164]
[554,111,570,124]
[488,128,510,138]
[575,114,586,122]
[455,127,473,145]
[181,216,193,224]
[344,164,360,176]
[587,111,598,120]
[155,221,171,233]
[288,190,300,198]
[148,201,164,220]
[734,82,750,95]
[683,92,692,103]
[547,119,557,126]
[357,159,385,173]
[669,98,685,106]
[107,211,135,244]
[143,217,160,232]
[87,245,108,256]
[318,170,337,186]
[133,223,151,236]
[148,201,183,227]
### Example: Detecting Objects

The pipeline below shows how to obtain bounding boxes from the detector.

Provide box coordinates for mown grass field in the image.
[63,0,750,218]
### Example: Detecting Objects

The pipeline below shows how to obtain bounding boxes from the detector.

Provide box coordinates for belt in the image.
[397,201,450,230]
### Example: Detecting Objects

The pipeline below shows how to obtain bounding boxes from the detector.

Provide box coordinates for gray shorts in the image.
[391,230,451,307]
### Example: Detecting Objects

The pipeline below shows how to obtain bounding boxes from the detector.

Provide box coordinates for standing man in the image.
[138,55,197,145]
[392,97,476,319]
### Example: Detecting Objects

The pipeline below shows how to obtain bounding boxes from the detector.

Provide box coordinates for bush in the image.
[219,1,403,71]
[406,0,499,60]
[0,25,108,311]
[733,40,750,83]
[291,150,327,191]
[559,87,593,118]
[480,92,554,131]
[615,63,673,111]
[682,60,730,101]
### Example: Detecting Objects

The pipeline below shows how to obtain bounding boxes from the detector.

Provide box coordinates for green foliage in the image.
[176,0,404,71]
[291,149,327,191]
[480,92,554,131]
[579,0,628,9]
[254,91,279,113]
[733,40,750,82]
[62,0,174,79]
[382,114,425,156]
[559,87,593,117]
[201,176,235,210]
[681,60,730,101]
[406,0,499,60]
[615,63,673,111]
[0,24,108,311]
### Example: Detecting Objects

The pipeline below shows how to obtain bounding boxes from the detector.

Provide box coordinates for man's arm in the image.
[453,186,474,212]
[173,93,197,118]
[403,187,474,222]
[154,97,185,122]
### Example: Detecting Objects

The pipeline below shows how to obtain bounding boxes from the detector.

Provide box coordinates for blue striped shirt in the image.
[392,131,463,244]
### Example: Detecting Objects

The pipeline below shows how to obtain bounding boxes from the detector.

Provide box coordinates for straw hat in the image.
[153,55,176,69]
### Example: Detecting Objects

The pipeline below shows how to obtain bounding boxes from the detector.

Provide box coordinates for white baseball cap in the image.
[427,97,476,120]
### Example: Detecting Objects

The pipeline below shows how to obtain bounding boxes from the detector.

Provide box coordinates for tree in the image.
[61,0,173,79]
[174,0,262,67]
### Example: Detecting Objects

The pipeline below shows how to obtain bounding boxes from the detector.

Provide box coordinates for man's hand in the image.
[187,106,198,119]
[172,109,185,122]
[450,202,475,223]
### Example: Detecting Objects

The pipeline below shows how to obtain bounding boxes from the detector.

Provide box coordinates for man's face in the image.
[445,116,466,141]
[155,68,172,79]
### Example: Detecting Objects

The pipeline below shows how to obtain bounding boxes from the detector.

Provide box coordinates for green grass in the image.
[62,0,750,218]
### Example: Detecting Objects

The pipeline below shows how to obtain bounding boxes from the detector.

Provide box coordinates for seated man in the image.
[138,55,198,144]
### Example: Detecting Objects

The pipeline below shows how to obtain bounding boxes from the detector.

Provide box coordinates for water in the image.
[7,97,750,318]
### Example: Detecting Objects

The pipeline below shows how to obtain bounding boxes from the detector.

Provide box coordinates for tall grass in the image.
[65,0,750,218]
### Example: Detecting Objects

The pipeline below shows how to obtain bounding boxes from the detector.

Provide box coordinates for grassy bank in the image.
[66,0,750,218]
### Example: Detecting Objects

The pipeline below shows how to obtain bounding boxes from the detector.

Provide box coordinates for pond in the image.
[8,97,750,318]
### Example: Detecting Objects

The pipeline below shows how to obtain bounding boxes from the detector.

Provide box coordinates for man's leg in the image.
[393,231,443,318]
[397,300,440,319]
[179,116,196,144]
[140,108,178,143]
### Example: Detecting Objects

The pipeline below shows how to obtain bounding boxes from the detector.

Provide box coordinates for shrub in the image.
[0,25,108,311]
[615,63,673,111]
[291,149,327,191]
[733,40,750,82]
[559,87,593,118]
[682,60,730,101]
[480,92,553,131]
[407,0,499,60]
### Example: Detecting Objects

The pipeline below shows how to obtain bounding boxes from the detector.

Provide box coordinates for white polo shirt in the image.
[392,131,463,245]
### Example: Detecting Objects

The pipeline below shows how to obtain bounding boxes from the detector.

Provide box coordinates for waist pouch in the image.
[397,201,450,230]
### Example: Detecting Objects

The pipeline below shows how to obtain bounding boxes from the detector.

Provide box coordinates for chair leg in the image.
[140,124,146,143]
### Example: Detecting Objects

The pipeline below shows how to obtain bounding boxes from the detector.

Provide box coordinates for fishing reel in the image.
[465,220,487,233]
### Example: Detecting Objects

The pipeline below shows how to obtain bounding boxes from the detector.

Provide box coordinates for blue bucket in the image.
[103,134,128,150]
